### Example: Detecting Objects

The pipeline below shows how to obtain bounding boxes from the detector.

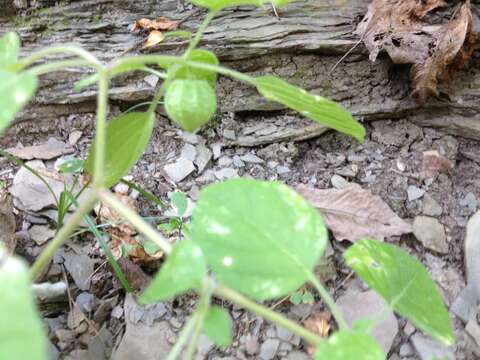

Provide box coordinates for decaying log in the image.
[1,0,480,142]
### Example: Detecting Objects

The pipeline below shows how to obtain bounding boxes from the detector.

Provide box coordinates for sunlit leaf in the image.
[58,158,84,174]
[140,240,206,303]
[171,191,188,217]
[190,0,291,10]
[344,239,454,345]
[0,249,47,360]
[85,112,154,188]
[203,306,232,347]
[170,49,219,88]
[0,32,20,68]
[255,75,365,142]
[0,71,38,134]
[314,331,384,360]
[190,178,327,300]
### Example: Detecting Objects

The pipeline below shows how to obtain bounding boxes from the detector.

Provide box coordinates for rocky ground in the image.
[1,106,480,359]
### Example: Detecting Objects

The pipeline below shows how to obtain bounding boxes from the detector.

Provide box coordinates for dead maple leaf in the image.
[421,150,454,179]
[296,184,412,242]
[132,17,178,32]
[357,0,477,104]
[303,312,332,354]
[142,30,165,49]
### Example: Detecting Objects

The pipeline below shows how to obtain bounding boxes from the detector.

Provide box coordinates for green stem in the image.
[120,179,165,209]
[166,313,198,360]
[98,190,172,254]
[184,10,218,58]
[92,69,109,187]
[17,45,102,70]
[26,59,94,76]
[308,273,348,331]
[147,78,170,114]
[0,149,59,207]
[215,283,323,346]
[30,192,98,280]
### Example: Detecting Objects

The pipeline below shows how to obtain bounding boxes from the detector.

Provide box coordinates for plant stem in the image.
[120,179,165,209]
[184,10,218,58]
[27,59,93,76]
[30,192,98,280]
[98,190,172,254]
[215,283,323,346]
[166,313,198,360]
[308,273,348,331]
[92,69,109,188]
[147,78,169,114]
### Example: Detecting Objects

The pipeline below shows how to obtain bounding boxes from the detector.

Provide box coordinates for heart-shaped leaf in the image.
[255,75,365,142]
[190,178,327,300]
[344,239,454,345]
[0,32,20,68]
[0,249,48,360]
[314,331,384,360]
[170,49,219,88]
[0,71,38,134]
[85,112,155,188]
[140,240,207,303]
[203,306,232,347]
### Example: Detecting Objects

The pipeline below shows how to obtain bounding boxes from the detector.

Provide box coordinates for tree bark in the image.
[1,0,480,142]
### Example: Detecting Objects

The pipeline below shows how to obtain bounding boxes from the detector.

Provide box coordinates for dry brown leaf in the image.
[296,184,412,242]
[142,30,165,49]
[421,150,454,179]
[303,312,332,354]
[0,190,16,253]
[357,0,477,104]
[132,17,178,32]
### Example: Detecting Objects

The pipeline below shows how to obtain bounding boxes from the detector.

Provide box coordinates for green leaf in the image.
[84,112,154,188]
[164,79,217,132]
[143,240,162,255]
[170,49,219,88]
[0,32,20,68]
[314,331,384,360]
[171,191,188,217]
[289,292,303,305]
[140,240,207,303]
[203,306,232,347]
[302,290,315,304]
[0,250,47,360]
[190,178,327,301]
[58,158,84,173]
[254,75,365,142]
[0,71,38,134]
[344,239,454,345]
[190,0,291,10]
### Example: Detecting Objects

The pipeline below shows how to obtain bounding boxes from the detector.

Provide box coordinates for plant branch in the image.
[166,313,198,360]
[92,69,109,187]
[215,283,323,346]
[27,59,94,76]
[184,10,218,58]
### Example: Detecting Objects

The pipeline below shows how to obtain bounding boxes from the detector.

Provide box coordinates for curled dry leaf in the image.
[142,30,165,49]
[357,0,477,104]
[421,150,454,179]
[296,184,412,242]
[132,17,178,32]
[303,312,332,354]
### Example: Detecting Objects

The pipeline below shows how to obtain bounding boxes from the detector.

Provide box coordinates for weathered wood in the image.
[1,0,480,141]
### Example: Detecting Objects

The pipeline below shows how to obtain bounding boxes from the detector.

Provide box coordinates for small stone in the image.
[410,333,454,360]
[244,335,259,355]
[179,132,198,144]
[266,326,277,338]
[194,144,212,174]
[76,292,96,313]
[276,166,290,175]
[180,143,197,162]
[399,343,414,356]
[6,138,74,160]
[232,155,245,168]
[195,334,214,359]
[285,351,310,360]
[413,216,448,254]
[259,339,280,360]
[331,175,349,189]
[460,192,478,212]
[422,193,443,217]
[111,305,124,319]
[403,322,416,337]
[163,159,195,183]
[223,129,236,140]
[275,325,293,342]
[68,130,83,146]
[466,319,480,347]
[214,168,238,180]
[211,143,223,159]
[218,156,233,167]
[451,286,478,323]
[240,153,264,164]
[29,225,55,245]
[407,185,425,202]
[143,74,159,87]
[61,250,95,291]
[113,182,130,195]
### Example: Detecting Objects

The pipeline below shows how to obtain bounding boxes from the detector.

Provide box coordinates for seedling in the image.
[0,1,453,359]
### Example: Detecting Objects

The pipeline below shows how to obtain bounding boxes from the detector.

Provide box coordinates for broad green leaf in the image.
[190,0,290,10]
[140,240,207,303]
[85,112,154,188]
[203,306,232,347]
[58,158,84,173]
[0,71,38,134]
[171,191,188,217]
[0,250,47,360]
[170,49,219,88]
[0,32,20,68]
[254,75,365,142]
[314,331,384,360]
[190,178,327,300]
[344,239,454,345]
[164,79,217,132]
